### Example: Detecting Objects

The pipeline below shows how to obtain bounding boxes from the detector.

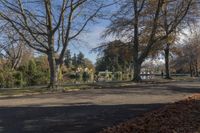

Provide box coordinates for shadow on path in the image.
[0,103,165,133]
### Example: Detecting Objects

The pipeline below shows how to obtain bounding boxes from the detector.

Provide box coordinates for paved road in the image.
[0,81,200,133]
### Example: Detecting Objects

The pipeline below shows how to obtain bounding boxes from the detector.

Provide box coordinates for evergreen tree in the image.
[27,59,37,85]
[77,52,85,67]
[95,57,108,72]
[95,40,132,73]
[72,54,77,68]
[64,50,72,68]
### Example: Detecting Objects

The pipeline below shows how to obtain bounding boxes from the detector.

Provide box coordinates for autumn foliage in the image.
[100,94,200,133]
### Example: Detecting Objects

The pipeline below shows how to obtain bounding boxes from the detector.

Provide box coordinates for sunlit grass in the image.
[0,76,197,97]
[0,88,49,97]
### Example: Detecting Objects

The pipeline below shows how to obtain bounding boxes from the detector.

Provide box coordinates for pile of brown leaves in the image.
[100,94,200,133]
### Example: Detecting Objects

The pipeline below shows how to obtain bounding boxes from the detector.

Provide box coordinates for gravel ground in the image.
[0,80,200,133]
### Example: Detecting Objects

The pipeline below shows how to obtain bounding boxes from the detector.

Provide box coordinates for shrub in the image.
[26,60,37,85]
[13,71,24,87]
[34,71,49,85]
[82,71,89,82]
[3,71,15,88]
[0,70,25,88]
[75,72,82,81]
[58,67,63,81]
[113,72,122,81]
[65,72,82,82]
[69,73,76,79]
[0,73,5,87]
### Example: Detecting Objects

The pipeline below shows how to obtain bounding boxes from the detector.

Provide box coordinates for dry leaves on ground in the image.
[100,94,200,133]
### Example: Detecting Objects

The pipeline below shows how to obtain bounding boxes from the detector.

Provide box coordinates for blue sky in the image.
[68,19,116,64]
[70,31,110,65]
[0,0,117,64]
[68,1,118,64]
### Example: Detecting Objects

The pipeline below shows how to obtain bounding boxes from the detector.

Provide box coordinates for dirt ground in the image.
[0,80,200,133]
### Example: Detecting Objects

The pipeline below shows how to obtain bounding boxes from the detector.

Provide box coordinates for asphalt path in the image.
[0,81,200,133]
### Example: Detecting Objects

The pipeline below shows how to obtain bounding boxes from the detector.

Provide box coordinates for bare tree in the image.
[185,28,200,77]
[161,0,199,79]
[104,0,196,82]
[0,0,109,88]
[171,25,200,77]
[0,25,26,70]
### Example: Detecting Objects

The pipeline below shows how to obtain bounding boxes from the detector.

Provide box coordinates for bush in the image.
[75,72,82,81]
[13,71,24,87]
[17,59,50,86]
[34,71,49,85]
[0,73,5,87]
[58,67,63,81]
[113,72,122,81]
[65,72,82,82]
[3,71,15,88]
[26,60,37,85]
[69,73,76,79]
[82,71,89,82]
[0,70,24,88]
[0,57,51,88]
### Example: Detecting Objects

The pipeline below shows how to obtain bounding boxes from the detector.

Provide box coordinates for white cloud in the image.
[79,25,115,49]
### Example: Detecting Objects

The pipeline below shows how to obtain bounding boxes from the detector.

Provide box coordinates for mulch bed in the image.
[100,94,200,133]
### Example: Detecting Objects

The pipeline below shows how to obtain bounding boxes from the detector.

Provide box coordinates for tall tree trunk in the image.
[164,43,171,79]
[189,63,193,77]
[133,62,142,82]
[132,1,141,82]
[195,59,199,77]
[47,51,58,89]
[192,65,195,77]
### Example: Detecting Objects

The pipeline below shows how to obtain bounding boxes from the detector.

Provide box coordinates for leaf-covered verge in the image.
[100,94,200,133]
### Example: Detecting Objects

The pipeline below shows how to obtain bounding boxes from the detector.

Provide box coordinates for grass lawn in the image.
[0,76,198,97]
[0,87,49,97]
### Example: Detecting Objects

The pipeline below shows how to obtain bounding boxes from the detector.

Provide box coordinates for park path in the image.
[0,81,200,133]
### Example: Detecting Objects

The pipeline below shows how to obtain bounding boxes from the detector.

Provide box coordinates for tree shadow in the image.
[75,83,200,96]
[163,85,200,94]
[0,103,166,133]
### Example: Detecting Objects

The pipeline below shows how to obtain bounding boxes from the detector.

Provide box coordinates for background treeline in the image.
[0,50,94,88]
[94,27,200,78]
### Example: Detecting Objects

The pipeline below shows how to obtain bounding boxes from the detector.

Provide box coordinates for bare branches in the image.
[0,0,110,86]
[104,0,197,61]
[0,25,25,69]
[102,0,198,81]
